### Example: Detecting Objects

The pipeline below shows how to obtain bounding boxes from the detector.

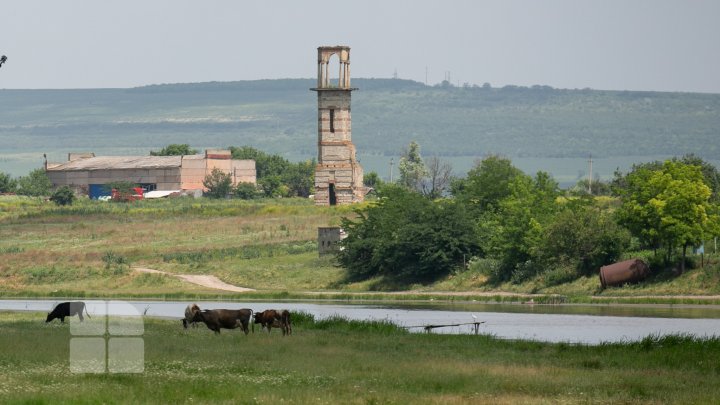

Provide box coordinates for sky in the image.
[1,0,719,93]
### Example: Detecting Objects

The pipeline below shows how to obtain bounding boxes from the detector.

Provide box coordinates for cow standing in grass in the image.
[254,309,292,336]
[46,302,91,323]
[191,309,253,335]
[182,303,201,329]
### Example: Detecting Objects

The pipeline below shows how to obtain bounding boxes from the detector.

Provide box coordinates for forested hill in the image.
[1,78,718,161]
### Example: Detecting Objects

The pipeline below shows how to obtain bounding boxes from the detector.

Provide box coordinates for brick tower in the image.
[311,46,364,205]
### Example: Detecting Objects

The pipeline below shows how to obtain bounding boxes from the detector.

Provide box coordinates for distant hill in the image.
[1,78,719,172]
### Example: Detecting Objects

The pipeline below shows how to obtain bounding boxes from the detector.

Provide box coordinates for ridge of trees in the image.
[3,79,719,164]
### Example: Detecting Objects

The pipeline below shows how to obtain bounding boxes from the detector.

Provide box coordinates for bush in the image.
[234,182,259,199]
[338,185,481,285]
[49,186,76,206]
[102,250,130,269]
[203,168,232,199]
[543,265,579,286]
[510,260,542,284]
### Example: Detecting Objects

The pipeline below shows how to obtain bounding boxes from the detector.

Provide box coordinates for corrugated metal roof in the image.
[47,155,184,171]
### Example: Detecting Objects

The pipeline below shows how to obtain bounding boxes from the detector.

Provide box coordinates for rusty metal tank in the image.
[599,258,650,288]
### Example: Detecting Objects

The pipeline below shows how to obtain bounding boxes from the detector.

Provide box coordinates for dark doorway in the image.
[329,183,337,206]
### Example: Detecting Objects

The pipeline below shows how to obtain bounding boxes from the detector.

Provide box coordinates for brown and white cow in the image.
[191,308,253,335]
[253,309,292,336]
[182,303,201,329]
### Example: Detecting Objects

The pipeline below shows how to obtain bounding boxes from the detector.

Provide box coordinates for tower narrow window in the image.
[329,109,335,133]
[329,183,337,206]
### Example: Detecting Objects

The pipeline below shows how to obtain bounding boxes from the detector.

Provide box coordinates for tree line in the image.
[339,142,720,287]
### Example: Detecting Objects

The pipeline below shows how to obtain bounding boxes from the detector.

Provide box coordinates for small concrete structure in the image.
[318,227,346,255]
[311,46,365,205]
[46,149,255,198]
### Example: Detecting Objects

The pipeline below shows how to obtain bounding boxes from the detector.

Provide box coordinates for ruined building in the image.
[311,46,365,205]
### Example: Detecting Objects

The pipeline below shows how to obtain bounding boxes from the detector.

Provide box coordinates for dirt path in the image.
[133,267,256,292]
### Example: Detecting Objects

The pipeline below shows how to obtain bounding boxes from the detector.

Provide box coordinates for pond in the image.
[3,299,720,345]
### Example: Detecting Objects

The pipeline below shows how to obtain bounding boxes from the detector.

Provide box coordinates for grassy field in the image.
[2,195,720,302]
[1,311,719,404]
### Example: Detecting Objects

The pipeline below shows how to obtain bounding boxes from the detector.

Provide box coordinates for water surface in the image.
[3,299,719,345]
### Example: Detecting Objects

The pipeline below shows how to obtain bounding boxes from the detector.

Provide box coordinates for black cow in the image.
[191,309,253,335]
[46,302,90,323]
[254,309,292,336]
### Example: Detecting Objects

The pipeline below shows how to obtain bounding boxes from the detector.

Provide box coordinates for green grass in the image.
[2,195,720,303]
[1,311,719,404]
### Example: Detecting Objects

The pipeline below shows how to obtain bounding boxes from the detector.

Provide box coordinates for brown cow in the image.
[253,309,292,336]
[182,303,201,329]
[192,309,253,335]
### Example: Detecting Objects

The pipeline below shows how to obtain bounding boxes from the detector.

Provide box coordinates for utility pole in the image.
[389,158,394,183]
[587,154,593,195]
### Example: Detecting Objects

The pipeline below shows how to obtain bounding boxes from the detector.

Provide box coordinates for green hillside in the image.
[1,79,719,177]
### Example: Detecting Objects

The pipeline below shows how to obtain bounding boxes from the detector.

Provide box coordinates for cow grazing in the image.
[191,309,253,335]
[182,303,201,329]
[254,309,292,336]
[46,302,90,323]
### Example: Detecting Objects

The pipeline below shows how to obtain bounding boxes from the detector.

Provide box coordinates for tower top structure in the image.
[312,46,356,91]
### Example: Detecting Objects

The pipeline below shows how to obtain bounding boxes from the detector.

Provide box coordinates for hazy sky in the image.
[2,0,719,92]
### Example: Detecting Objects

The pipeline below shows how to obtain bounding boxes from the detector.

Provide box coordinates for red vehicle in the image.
[111,187,144,202]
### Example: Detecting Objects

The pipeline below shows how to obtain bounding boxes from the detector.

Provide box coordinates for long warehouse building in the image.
[46,149,255,198]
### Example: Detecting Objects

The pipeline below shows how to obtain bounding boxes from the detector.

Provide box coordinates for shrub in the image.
[203,168,232,199]
[543,265,579,286]
[234,182,259,199]
[102,251,130,272]
[50,186,76,206]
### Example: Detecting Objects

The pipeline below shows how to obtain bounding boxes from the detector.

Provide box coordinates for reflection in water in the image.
[3,299,720,344]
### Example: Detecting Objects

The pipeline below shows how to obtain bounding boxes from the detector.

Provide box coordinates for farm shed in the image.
[46,149,255,198]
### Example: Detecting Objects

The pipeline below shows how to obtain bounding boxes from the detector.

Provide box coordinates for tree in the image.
[203,168,232,198]
[421,156,453,199]
[612,154,720,202]
[50,186,76,206]
[284,159,315,197]
[338,185,480,285]
[150,144,198,156]
[480,171,560,283]
[398,141,428,191]
[616,160,720,272]
[258,175,287,198]
[0,171,17,193]
[230,145,313,197]
[569,178,612,196]
[452,155,524,216]
[541,204,631,277]
[363,171,383,189]
[229,146,290,179]
[16,168,52,197]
